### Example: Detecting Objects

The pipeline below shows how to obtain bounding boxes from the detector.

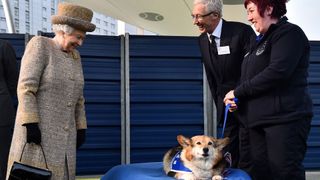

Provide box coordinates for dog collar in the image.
[170,151,192,173]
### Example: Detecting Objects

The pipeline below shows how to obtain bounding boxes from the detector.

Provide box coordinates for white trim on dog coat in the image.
[170,151,192,173]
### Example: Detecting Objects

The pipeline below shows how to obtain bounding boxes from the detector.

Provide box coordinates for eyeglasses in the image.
[72,33,85,41]
[191,12,214,20]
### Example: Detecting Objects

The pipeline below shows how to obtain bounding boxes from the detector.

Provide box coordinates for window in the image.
[104,30,108,35]
[14,0,19,7]
[14,7,19,17]
[43,17,47,22]
[111,23,115,29]
[51,0,55,7]
[96,18,100,24]
[51,8,55,15]
[42,7,47,12]
[42,28,47,32]
[25,0,30,9]
[0,17,6,22]
[104,21,108,27]
[0,29,6,33]
[111,32,115,35]
[14,20,19,29]
[26,22,30,33]
[96,27,100,33]
[25,11,30,21]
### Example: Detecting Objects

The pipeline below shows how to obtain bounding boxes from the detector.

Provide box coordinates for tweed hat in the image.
[51,2,96,32]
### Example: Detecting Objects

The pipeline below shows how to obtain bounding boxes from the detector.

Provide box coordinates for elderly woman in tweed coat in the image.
[6,3,95,180]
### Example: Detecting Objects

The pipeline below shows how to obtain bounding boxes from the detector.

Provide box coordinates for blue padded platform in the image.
[101,162,251,180]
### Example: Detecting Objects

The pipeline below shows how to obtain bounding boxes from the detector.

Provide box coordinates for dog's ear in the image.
[215,137,230,150]
[177,135,191,148]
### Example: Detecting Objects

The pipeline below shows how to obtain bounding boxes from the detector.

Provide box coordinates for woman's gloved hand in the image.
[25,123,41,144]
[76,129,86,149]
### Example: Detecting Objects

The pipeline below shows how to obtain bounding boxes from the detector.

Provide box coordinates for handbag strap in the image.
[19,143,49,170]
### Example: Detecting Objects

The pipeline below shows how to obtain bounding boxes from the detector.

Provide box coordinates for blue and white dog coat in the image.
[170,151,192,173]
[170,151,232,174]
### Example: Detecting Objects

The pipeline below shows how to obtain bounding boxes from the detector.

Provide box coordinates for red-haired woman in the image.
[224,0,313,179]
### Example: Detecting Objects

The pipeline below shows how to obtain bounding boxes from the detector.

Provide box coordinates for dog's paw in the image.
[212,175,223,180]
[179,173,196,180]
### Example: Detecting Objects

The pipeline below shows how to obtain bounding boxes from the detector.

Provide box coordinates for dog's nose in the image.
[203,148,209,154]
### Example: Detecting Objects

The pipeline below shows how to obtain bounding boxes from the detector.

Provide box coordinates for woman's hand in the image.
[224,90,238,112]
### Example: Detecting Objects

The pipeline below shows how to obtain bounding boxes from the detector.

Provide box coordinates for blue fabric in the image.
[101,162,174,180]
[101,162,251,180]
[170,151,192,173]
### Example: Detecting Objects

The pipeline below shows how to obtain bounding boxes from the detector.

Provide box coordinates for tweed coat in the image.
[7,36,87,180]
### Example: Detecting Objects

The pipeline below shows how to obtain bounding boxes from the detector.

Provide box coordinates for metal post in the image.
[203,66,216,137]
[124,33,131,164]
[121,33,131,164]
[1,0,15,33]
[120,34,126,164]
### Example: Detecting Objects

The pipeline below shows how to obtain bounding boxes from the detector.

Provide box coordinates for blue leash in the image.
[220,98,238,138]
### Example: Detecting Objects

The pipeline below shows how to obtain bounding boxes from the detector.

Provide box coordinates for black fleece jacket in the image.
[234,17,313,127]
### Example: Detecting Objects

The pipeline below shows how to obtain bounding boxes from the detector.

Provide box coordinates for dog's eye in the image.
[208,142,213,145]
[196,142,201,145]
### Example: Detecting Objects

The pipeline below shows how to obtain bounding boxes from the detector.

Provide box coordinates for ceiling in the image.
[64,0,249,36]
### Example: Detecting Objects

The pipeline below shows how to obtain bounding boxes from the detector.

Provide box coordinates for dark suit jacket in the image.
[199,19,254,123]
[0,39,18,127]
[234,17,313,127]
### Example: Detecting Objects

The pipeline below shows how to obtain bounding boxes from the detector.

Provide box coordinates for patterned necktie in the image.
[210,35,218,56]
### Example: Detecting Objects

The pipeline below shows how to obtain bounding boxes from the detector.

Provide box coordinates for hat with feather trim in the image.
[51,2,96,32]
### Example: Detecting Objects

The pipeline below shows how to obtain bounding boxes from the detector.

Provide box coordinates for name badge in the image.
[218,46,230,55]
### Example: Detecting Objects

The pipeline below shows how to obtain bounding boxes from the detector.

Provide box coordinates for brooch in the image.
[256,41,267,56]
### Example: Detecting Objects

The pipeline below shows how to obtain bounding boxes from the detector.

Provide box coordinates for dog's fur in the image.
[163,135,229,180]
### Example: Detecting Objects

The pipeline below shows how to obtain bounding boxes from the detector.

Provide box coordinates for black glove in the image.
[76,129,86,149]
[25,123,41,144]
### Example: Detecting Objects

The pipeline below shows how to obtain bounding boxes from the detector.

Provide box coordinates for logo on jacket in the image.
[256,41,267,56]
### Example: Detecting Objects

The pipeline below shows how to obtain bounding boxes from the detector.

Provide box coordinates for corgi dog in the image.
[163,135,229,180]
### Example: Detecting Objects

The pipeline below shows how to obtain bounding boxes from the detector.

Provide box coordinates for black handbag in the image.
[8,143,52,180]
